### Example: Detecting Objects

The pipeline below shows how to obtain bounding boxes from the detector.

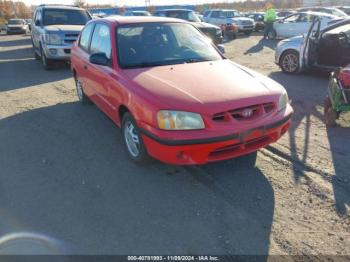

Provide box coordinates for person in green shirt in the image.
[263,3,277,39]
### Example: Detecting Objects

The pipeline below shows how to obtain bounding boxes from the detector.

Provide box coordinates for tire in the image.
[226,31,236,40]
[40,45,54,70]
[279,50,300,74]
[244,30,253,36]
[324,96,338,127]
[267,29,277,40]
[74,75,92,105]
[121,112,150,164]
[34,50,40,60]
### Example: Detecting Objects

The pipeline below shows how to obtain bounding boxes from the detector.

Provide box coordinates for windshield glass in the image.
[43,9,90,26]
[117,22,222,69]
[8,19,24,25]
[165,10,201,22]
[331,8,348,17]
[225,11,240,18]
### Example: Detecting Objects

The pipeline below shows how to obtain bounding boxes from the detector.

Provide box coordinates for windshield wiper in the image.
[183,58,211,63]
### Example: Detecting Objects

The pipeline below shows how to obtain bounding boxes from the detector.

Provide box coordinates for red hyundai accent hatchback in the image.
[71,16,293,165]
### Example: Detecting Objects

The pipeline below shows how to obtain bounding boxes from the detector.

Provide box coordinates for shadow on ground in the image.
[269,71,350,217]
[0,36,70,91]
[0,102,274,255]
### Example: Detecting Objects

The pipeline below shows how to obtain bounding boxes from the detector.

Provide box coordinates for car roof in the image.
[100,16,186,25]
[298,11,338,18]
[40,5,85,10]
[155,9,192,12]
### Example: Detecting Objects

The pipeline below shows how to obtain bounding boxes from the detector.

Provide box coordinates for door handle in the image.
[83,65,88,70]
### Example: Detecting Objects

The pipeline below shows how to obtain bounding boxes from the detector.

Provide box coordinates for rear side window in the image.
[79,23,94,52]
[90,24,112,59]
[211,11,220,18]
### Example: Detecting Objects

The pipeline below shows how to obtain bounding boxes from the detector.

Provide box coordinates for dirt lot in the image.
[0,32,349,256]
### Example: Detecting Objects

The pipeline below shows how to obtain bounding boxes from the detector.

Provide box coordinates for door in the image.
[74,23,95,98]
[277,14,299,37]
[31,9,42,50]
[301,17,321,69]
[293,13,313,36]
[86,23,116,118]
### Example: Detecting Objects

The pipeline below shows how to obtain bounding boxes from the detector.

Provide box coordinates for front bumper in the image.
[7,28,26,34]
[42,43,73,60]
[237,25,254,32]
[140,110,293,165]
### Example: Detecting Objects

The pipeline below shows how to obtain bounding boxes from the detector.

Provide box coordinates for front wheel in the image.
[121,112,150,164]
[279,50,300,74]
[41,46,54,70]
[75,76,92,105]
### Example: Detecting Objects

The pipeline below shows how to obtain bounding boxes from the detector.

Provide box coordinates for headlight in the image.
[157,111,205,130]
[44,33,62,45]
[278,92,289,110]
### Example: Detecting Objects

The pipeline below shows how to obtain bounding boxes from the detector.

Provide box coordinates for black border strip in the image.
[140,114,292,146]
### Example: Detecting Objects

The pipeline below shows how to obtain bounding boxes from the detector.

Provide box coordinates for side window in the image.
[211,11,219,18]
[79,23,94,52]
[90,24,112,60]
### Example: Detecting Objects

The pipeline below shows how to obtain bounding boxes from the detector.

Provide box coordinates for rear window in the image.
[43,9,91,26]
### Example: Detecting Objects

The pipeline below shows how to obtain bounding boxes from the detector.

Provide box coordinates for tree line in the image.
[0,0,32,20]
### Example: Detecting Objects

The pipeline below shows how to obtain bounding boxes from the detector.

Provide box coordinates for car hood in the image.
[124,60,284,114]
[279,35,305,47]
[43,25,84,33]
[191,21,219,29]
[230,17,254,23]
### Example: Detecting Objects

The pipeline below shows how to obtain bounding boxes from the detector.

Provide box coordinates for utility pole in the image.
[145,0,151,7]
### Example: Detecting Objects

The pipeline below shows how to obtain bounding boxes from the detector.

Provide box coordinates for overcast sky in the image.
[22,0,239,7]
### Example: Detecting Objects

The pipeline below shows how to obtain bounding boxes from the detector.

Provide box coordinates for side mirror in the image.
[89,53,110,66]
[217,44,225,54]
[35,20,40,26]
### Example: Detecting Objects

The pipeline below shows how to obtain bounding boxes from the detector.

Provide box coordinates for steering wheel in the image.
[338,32,349,47]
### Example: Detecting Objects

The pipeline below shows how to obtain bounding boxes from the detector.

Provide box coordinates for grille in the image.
[64,33,79,44]
[242,20,253,25]
[212,103,275,122]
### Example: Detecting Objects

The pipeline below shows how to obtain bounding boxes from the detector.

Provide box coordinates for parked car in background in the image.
[275,18,350,74]
[276,10,297,19]
[123,10,151,16]
[71,16,293,165]
[31,4,91,70]
[204,9,255,36]
[270,11,338,39]
[298,7,348,18]
[245,12,265,31]
[338,6,350,15]
[153,9,223,45]
[6,19,28,34]
[25,19,32,31]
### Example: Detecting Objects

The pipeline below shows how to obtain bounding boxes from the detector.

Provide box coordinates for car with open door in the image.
[71,16,293,165]
[275,18,350,74]
[270,11,338,39]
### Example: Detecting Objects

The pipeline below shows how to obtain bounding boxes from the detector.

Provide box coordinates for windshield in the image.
[331,8,348,17]
[225,11,240,18]
[117,23,222,69]
[165,10,201,22]
[43,9,91,26]
[8,20,24,25]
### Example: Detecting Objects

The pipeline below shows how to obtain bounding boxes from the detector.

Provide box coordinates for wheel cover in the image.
[124,121,140,157]
[76,79,83,101]
[282,53,298,73]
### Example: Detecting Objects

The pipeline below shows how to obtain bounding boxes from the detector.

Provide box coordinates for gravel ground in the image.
[0,33,349,256]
